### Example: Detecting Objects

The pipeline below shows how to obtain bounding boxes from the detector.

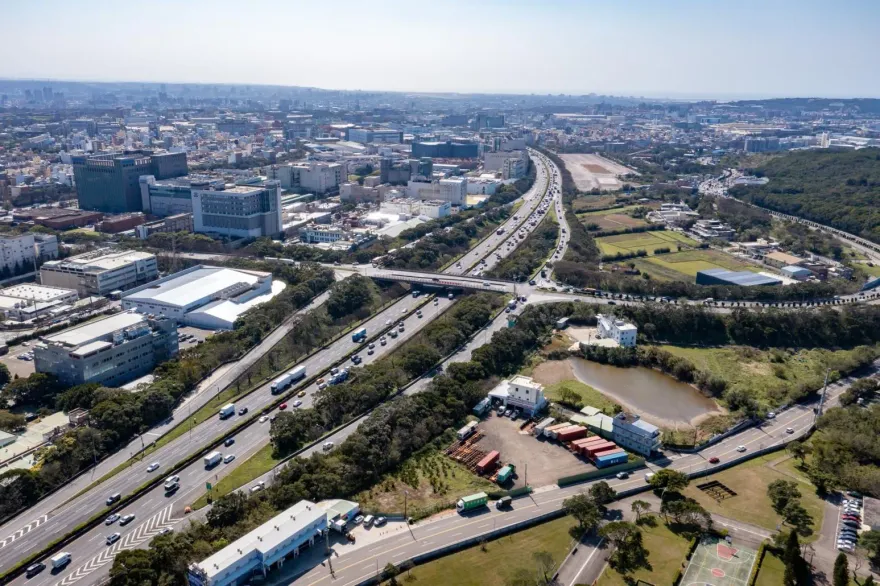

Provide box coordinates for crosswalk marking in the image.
[56,506,182,586]
[0,515,48,549]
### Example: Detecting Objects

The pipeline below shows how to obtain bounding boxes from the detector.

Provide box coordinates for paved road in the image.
[284,363,870,586]
[7,152,557,586]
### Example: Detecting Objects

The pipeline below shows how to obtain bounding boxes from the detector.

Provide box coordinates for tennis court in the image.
[680,536,757,586]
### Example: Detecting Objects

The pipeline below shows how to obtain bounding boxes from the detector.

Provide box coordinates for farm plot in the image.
[642,249,760,279]
[597,230,698,256]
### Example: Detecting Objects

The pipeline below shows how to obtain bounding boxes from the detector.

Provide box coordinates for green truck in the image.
[496,464,515,485]
[456,492,488,513]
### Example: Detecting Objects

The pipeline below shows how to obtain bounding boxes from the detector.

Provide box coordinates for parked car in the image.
[375,516,387,527]
[354,515,364,525]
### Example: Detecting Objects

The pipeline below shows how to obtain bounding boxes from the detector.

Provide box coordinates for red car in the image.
[709,457,720,464]
[279,403,287,410]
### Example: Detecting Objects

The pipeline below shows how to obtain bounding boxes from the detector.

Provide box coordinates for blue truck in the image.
[352,328,367,343]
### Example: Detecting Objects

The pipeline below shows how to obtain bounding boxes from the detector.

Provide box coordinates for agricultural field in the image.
[571,194,617,212]
[355,449,495,518]
[624,249,760,281]
[576,204,658,231]
[597,230,698,257]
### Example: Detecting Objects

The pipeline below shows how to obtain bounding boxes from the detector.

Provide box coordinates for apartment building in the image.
[34,310,178,387]
[40,249,158,297]
[596,314,638,347]
[0,233,38,274]
[191,182,283,239]
[487,375,547,417]
[611,412,661,457]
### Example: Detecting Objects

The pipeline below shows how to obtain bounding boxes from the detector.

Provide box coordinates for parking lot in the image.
[474,410,595,489]
[0,342,36,379]
[177,325,216,348]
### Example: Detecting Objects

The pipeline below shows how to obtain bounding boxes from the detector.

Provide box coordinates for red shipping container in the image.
[585,441,616,456]
[573,437,605,447]
[476,450,500,473]
[557,427,587,442]
[592,447,624,459]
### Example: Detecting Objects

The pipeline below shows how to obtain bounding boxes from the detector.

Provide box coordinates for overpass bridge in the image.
[365,267,520,294]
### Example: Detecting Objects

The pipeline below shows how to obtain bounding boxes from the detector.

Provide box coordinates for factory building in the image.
[695,268,782,287]
[121,265,278,330]
[40,249,158,297]
[34,311,178,387]
[0,284,78,322]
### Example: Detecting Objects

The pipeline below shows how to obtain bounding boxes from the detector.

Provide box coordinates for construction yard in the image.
[559,153,639,192]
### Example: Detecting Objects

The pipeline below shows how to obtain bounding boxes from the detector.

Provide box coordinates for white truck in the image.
[50,552,72,569]
[219,403,235,419]
[204,451,223,468]
[271,366,306,394]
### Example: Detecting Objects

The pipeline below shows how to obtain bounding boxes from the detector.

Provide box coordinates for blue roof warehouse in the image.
[695,268,782,287]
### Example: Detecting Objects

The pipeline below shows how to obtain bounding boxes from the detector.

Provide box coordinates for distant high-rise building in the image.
[411,141,479,159]
[72,150,187,213]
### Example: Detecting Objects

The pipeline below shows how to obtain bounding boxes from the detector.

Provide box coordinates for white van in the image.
[363,515,375,528]
[50,552,72,569]
[644,472,655,483]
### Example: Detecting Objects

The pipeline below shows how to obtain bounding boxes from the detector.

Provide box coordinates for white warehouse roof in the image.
[123,266,269,311]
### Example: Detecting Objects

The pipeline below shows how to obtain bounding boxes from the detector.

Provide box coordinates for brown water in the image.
[568,357,721,425]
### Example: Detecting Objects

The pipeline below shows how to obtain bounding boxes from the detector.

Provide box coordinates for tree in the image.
[648,469,689,499]
[563,492,601,533]
[661,499,712,529]
[0,410,25,432]
[631,500,651,522]
[532,550,555,585]
[2,373,61,406]
[782,530,809,586]
[768,479,802,514]
[0,363,9,387]
[858,530,880,562]
[833,552,849,586]
[599,521,649,575]
[397,344,442,378]
[864,576,876,586]
[384,563,399,586]
[326,275,374,319]
[109,549,158,586]
[589,481,616,512]
[786,441,811,466]
[206,491,247,528]
[782,500,813,536]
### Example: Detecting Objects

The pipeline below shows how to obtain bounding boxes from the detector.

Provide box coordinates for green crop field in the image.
[597,230,698,256]
[643,249,759,277]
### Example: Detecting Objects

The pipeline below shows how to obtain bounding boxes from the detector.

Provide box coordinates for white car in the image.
[259,415,269,423]
[785,428,795,434]
[223,454,235,464]
[106,532,121,546]
[736,445,747,453]
[146,462,160,473]
[293,400,302,408]
[767,412,776,419]
[250,481,266,493]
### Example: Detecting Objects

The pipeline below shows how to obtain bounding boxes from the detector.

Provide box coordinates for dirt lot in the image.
[473,410,595,489]
[560,153,639,192]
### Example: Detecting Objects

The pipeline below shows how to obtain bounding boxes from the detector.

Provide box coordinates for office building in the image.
[596,314,638,347]
[187,500,327,586]
[411,141,479,159]
[139,175,226,216]
[691,219,735,240]
[347,128,403,144]
[502,157,527,180]
[473,113,505,129]
[270,162,345,193]
[339,182,389,204]
[695,268,782,287]
[121,265,276,330]
[438,177,467,205]
[0,233,42,274]
[0,284,78,322]
[135,213,194,239]
[34,311,178,387]
[611,412,661,457]
[72,150,187,213]
[487,375,547,417]
[192,182,283,239]
[379,158,413,184]
[34,234,59,261]
[482,150,527,173]
[40,249,158,297]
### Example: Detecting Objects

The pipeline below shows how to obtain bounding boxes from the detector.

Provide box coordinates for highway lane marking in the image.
[571,537,604,584]
[0,514,48,549]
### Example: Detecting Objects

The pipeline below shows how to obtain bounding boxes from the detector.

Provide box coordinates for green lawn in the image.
[659,344,877,407]
[191,444,282,509]
[754,549,785,586]
[682,452,825,542]
[596,521,691,586]
[544,379,621,414]
[579,205,645,217]
[644,249,760,278]
[597,230,698,257]
[395,516,577,586]
[356,450,496,518]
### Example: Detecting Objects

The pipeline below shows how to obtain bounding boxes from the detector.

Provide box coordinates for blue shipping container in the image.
[595,453,628,468]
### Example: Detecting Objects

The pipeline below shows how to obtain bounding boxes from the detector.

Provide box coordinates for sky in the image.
[3,0,880,99]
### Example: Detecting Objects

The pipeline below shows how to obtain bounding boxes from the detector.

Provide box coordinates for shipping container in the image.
[592,447,625,459]
[543,423,570,438]
[550,425,582,440]
[584,441,616,456]
[477,450,500,474]
[457,421,479,440]
[496,464,515,484]
[533,417,555,435]
[572,436,605,447]
[557,426,587,442]
[595,452,628,468]
[456,492,488,513]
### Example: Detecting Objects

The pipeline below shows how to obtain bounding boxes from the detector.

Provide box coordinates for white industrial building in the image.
[0,284,78,322]
[34,310,178,387]
[187,500,328,586]
[121,265,283,330]
[0,233,59,275]
[379,198,451,219]
[438,177,468,205]
[270,162,345,194]
[596,314,638,347]
[40,249,158,297]
[611,412,661,456]
[488,375,548,416]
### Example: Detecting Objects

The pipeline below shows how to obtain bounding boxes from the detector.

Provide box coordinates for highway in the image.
[283,364,869,586]
[5,152,558,586]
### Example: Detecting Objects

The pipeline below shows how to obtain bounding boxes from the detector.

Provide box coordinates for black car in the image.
[224,437,235,447]
[238,407,248,416]
[25,563,46,578]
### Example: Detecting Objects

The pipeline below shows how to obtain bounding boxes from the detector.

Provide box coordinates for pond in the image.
[568,357,723,426]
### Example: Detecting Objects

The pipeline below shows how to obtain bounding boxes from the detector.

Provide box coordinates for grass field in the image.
[192,444,281,508]
[596,521,692,586]
[576,205,654,231]
[572,195,617,212]
[659,344,876,406]
[355,450,496,517]
[753,549,786,586]
[681,452,824,541]
[544,379,621,414]
[597,230,698,256]
[395,516,576,586]
[631,249,761,280]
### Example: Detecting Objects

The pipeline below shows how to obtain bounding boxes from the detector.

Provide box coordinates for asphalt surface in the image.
[284,365,869,586]
[7,152,557,586]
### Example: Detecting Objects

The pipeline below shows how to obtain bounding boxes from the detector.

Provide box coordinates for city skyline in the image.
[4,0,879,100]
